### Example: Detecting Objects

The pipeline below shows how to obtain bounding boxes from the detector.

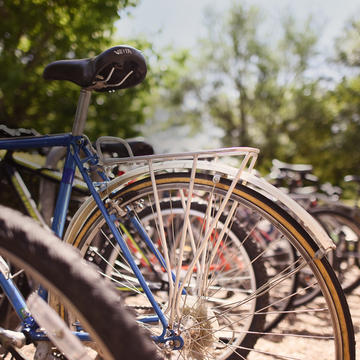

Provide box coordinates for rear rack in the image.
[96,137,259,176]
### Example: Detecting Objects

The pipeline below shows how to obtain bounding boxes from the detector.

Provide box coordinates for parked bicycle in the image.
[0,45,355,359]
[270,159,360,297]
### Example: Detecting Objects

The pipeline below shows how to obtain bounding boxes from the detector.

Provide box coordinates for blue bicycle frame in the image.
[0,91,179,345]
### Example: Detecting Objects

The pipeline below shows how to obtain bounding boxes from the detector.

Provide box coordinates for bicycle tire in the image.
[309,206,360,293]
[291,244,335,307]
[0,205,159,360]
[67,172,355,360]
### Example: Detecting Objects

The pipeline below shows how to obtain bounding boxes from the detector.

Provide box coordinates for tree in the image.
[199,4,267,148]
[146,4,359,185]
[0,0,157,140]
[164,4,323,170]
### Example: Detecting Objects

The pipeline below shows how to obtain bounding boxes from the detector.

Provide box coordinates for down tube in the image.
[51,148,76,238]
[71,151,171,341]
[36,147,76,301]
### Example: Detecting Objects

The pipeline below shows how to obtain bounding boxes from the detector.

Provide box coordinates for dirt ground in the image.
[249,285,360,360]
[5,286,360,359]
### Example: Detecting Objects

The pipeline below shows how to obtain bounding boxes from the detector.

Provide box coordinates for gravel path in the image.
[248,285,360,360]
[4,286,360,359]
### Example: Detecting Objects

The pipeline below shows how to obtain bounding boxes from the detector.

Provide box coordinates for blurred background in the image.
[1,0,359,186]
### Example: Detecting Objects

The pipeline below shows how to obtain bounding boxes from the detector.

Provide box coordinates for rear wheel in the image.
[69,172,355,360]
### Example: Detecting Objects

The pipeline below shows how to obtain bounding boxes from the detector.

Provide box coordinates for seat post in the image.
[72,89,92,136]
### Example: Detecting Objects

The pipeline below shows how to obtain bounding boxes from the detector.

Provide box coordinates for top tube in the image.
[0,133,75,150]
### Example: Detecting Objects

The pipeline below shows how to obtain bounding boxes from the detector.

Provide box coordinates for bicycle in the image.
[0,205,159,359]
[1,128,291,334]
[308,175,360,294]
[0,45,355,359]
[270,159,360,297]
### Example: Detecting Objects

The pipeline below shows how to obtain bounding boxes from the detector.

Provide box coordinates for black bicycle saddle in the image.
[43,45,147,92]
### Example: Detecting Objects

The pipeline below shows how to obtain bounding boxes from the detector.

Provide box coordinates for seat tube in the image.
[51,149,76,238]
[52,89,91,235]
[51,88,91,235]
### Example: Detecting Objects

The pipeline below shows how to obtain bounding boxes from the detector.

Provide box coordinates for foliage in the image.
[325,77,360,181]
[0,0,158,141]
[151,3,360,185]
[1,1,360,186]
[335,19,360,67]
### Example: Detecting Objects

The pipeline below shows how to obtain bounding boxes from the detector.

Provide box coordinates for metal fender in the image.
[64,160,334,255]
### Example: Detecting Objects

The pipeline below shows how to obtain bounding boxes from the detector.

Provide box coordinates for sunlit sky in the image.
[116,0,360,52]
